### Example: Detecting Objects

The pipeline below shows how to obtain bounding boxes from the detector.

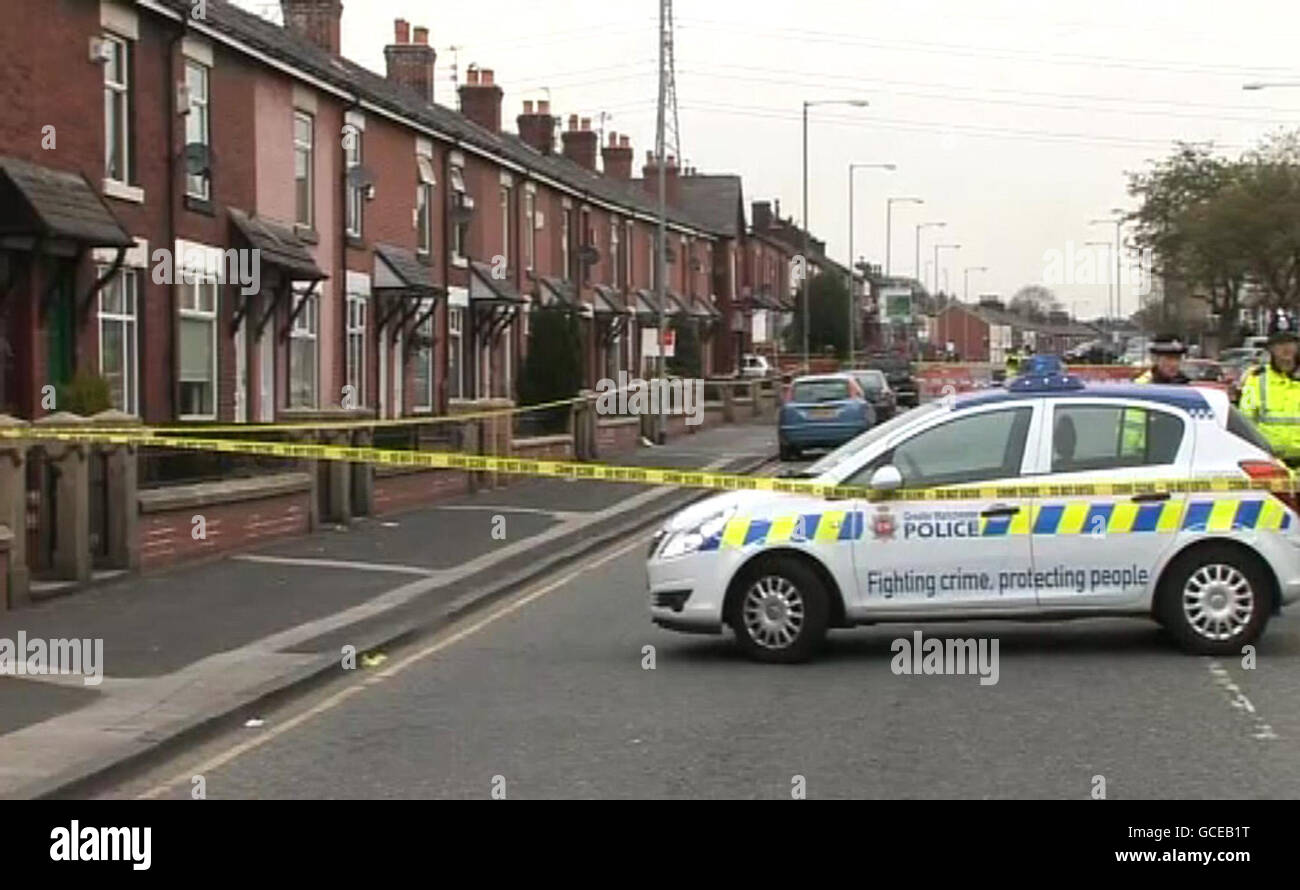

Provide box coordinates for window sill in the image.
[346,234,365,250]
[451,256,468,269]
[184,194,215,216]
[295,226,319,244]
[103,179,145,204]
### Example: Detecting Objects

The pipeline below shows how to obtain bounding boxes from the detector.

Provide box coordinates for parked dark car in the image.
[865,352,918,407]
[850,369,897,421]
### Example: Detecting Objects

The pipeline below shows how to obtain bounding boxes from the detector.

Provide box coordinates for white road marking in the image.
[231,555,442,576]
[430,505,584,520]
[138,536,644,799]
[1206,660,1279,741]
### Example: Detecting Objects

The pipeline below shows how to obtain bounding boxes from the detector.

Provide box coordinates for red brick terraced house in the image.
[0,0,745,425]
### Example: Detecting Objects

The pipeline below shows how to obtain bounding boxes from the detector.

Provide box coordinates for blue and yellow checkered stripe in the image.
[698,498,1292,549]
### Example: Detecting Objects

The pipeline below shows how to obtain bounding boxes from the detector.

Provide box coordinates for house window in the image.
[412,302,434,411]
[448,308,464,399]
[624,221,634,288]
[450,164,469,263]
[500,185,512,270]
[581,209,592,285]
[345,128,363,238]
[561,209,572,281]
[98,268,138,415]
[179,275,218,419]
[610,220,620,286]
[523,191,535,271]
[103,34,131,184]
[184,61,210,200]
[288,286,318,408]
[416,152,435,256]
[346,290,367,405]
[294,111,314,227]
[649,237,656,289]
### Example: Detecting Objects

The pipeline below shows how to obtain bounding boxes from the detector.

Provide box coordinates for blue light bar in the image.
[1006,354,1085,392]
[1021,354,1065,377]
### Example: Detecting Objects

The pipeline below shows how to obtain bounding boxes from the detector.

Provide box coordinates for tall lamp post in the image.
[1085,239,1113,325]
[847,162,895,367]
[801,98,869,371]
[885,197,924,277]
[914,221,946,288]
[1089,209,1125,320]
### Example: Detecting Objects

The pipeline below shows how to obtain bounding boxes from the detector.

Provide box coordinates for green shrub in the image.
[56,370,113,416]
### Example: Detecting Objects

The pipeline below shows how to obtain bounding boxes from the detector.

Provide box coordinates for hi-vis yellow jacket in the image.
[1240,363,1300,460]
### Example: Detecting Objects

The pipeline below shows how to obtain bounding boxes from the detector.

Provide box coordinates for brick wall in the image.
[511,435,573,462]
[597,417,640,455]
[139,488,311,571]
[373,468,469,516]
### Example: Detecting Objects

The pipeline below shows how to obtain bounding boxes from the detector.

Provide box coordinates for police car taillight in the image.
[1239,460,1299,513]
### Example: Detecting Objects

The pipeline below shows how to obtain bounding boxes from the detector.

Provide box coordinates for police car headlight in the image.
[660,506,736,559]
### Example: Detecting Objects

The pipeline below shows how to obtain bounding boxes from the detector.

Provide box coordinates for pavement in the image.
[101,533,1300,801]
[0,422,778,799]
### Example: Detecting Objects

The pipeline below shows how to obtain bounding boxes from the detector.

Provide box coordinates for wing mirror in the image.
[869,465,903,491]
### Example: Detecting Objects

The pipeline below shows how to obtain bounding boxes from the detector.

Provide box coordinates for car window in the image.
[807,404,943,478]
[1050,404,1184,472]
[847,407,1033,487]
[791,380,850,402]
[855,371,886,393]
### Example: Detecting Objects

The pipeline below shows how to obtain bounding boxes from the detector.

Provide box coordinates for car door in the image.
[1028,398,1192,608]
[842,401,1043,614]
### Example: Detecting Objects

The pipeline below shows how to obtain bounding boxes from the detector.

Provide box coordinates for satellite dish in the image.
[183,142,210,176]
[346,164,376,189]
[578,245,600,266]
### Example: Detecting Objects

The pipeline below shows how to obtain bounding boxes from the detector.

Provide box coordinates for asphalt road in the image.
[101,510,1300,800]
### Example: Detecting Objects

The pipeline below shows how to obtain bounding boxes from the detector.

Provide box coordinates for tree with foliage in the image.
[784,272,851,358]
[518,309,584,406]
[666,316,702,378]
[1009,284,1060,320]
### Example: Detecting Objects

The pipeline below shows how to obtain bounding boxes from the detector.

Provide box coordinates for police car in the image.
[648,363,1300,662]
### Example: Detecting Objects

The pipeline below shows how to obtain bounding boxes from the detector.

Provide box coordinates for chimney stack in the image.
[459,66,504,132]
[602,131,633,180]
[280,0,343,56]
[752,200,772,232]
[561,114,598,171]
[384,18,436,103]
[517,99,557,154]
[641,150,680,205]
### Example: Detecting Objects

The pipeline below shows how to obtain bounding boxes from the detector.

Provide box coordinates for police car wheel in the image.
[1157,545,1271,655]
[728,556,829,663]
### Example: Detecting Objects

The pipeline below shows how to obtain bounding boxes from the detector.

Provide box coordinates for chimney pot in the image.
[580,117,591,131]
[608,130,618,146]
[394,18,410,43]
[467,66,480,85]
[413,25,428,45]
[523,100,534,114]
[568,114,579,131]
[481,68,494,85]
[538,99,550,114]
[619,135,629,148]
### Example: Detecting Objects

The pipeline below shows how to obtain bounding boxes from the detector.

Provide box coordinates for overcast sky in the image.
[236,0,1300,320]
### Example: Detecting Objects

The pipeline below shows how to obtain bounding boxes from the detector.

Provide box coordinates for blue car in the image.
[778,374,875,460]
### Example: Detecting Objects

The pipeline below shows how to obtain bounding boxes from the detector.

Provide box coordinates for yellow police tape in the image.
[0,425,1296,502]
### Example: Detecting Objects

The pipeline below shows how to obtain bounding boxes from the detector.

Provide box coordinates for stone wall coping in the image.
[596,416,641,428]
[138,472,312,514]
[511,434,572,449]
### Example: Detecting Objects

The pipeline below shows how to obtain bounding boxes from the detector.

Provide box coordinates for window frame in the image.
[103,33,132,185]
[344,127,363,238]
[523,190,536,272]
[561,209,572,282]
[288,285,319,409]
[448,307,464,400]
[293,111,315,228]
[184,59,211,201]
[345,289,367,406]
[178,274,219,421]
[450,164,469,264]
[97,267,139,416]
[412,301,435,412]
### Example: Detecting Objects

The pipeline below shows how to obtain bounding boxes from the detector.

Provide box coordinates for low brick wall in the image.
[702,403,724,428]
[512,435,574,462]
[597,417,641,455]
[138,473,312,571]
[373,467,470,517]
[0,525,10,611]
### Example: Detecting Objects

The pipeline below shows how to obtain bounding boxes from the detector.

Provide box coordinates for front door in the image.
[846,404,1042,613]
[1030,399,1192,607]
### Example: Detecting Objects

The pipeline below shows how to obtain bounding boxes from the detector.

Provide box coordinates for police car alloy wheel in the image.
[1157,544,1271,656]
[729,556,829,663]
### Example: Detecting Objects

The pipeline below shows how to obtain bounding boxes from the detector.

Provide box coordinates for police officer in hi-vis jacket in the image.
[1240,310,1300,467]
[1134,333,1190,384]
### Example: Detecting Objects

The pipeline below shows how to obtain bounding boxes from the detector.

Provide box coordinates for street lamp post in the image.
[1089,209,1124,319]
[885,197,924,278]
[914,221,946,289]
[847,162,895,367]
[1084,239,1113,325]
[801,98,868,372]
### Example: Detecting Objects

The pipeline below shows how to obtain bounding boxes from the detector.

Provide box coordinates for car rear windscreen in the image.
[792,380,850,403]
[1228,406,1274,454]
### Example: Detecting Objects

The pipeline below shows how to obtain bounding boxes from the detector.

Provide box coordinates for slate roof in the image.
[0,156,133,248]
[157,1,728,237]
[668,175,744,238]
[373,243,438,292]
[228,208,325,280]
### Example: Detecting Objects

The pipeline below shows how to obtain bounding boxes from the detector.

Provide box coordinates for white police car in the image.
[648,366,1300,662]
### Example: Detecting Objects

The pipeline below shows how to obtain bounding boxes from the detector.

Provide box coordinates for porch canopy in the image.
[228,208,326,336]
[536,275,583,313]
[469,260,524,342]
[592,284,633,344]
[374,242,442,340]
